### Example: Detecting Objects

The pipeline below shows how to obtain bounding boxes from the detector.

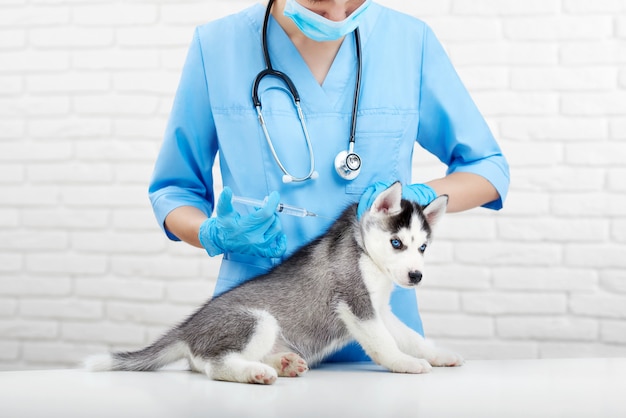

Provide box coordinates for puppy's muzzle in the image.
[408,271,422,285]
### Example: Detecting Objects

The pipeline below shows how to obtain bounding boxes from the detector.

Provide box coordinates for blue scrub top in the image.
[148,3,510,359]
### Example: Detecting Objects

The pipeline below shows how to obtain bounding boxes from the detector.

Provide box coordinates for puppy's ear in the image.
[423,195,448,228]
[371,182,403,216]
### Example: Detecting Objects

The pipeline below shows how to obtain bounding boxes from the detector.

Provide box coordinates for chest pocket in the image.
[345,111,418,195]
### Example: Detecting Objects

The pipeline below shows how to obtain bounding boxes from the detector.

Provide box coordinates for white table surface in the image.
[1,358,625,418]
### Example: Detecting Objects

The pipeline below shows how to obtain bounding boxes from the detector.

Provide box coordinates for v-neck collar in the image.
[267,16,356,112]
[246,2,381,113]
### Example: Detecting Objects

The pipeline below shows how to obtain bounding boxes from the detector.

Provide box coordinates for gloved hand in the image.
[198,187,287,258]
[357,181,437,219]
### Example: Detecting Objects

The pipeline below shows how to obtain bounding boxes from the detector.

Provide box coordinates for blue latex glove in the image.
[198,187,287,258]
[357,181,438,219]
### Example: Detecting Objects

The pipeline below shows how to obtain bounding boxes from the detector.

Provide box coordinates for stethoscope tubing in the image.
[254,99,316,183]
[349,26,361,148]
[252,68,300,107]
[253,0,362,183]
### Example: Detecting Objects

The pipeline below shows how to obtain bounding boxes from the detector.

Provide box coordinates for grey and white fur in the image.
[85,182,464,384]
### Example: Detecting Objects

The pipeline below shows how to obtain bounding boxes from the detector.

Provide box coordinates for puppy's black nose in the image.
[408,271,422,285]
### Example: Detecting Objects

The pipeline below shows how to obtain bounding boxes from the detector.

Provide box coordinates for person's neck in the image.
[269,0,344,84]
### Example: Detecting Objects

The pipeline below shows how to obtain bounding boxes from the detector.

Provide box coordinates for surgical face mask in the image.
[283,0,372,42]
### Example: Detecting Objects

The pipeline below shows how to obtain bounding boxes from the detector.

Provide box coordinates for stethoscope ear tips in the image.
[282,171,319,183]
[334,150,362,181]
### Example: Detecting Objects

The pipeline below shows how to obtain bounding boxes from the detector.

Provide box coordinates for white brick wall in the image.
[0,0,625,370]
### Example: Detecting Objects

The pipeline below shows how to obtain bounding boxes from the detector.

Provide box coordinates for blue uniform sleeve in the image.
[148,28,218,240]
[416,25,509,210]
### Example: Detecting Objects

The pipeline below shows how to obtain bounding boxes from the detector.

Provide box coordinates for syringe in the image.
[231,195,317,218]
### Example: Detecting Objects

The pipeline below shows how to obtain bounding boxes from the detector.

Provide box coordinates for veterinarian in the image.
[149,0,510,362]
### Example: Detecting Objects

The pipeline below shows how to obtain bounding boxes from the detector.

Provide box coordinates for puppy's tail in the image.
[84,330,185,372]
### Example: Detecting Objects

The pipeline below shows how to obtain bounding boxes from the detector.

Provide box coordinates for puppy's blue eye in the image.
[391,239,403,249]
[419,244,427,253]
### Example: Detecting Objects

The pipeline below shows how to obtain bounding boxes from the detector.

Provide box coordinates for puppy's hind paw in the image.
[264,352,309,377]
[247,364,278,385]
[428,349,465,367]
[278,352,308,377]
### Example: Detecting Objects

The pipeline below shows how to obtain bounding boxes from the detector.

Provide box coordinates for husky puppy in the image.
[85,182,463,384]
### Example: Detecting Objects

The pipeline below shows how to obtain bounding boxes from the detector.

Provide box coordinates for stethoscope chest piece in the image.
[334,149,362,180]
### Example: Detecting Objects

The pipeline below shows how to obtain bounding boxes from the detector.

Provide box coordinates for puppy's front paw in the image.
[389,357,432,374]
[427,348,464,367]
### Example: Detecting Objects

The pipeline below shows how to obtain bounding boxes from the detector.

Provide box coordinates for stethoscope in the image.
[252,0,363,183]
